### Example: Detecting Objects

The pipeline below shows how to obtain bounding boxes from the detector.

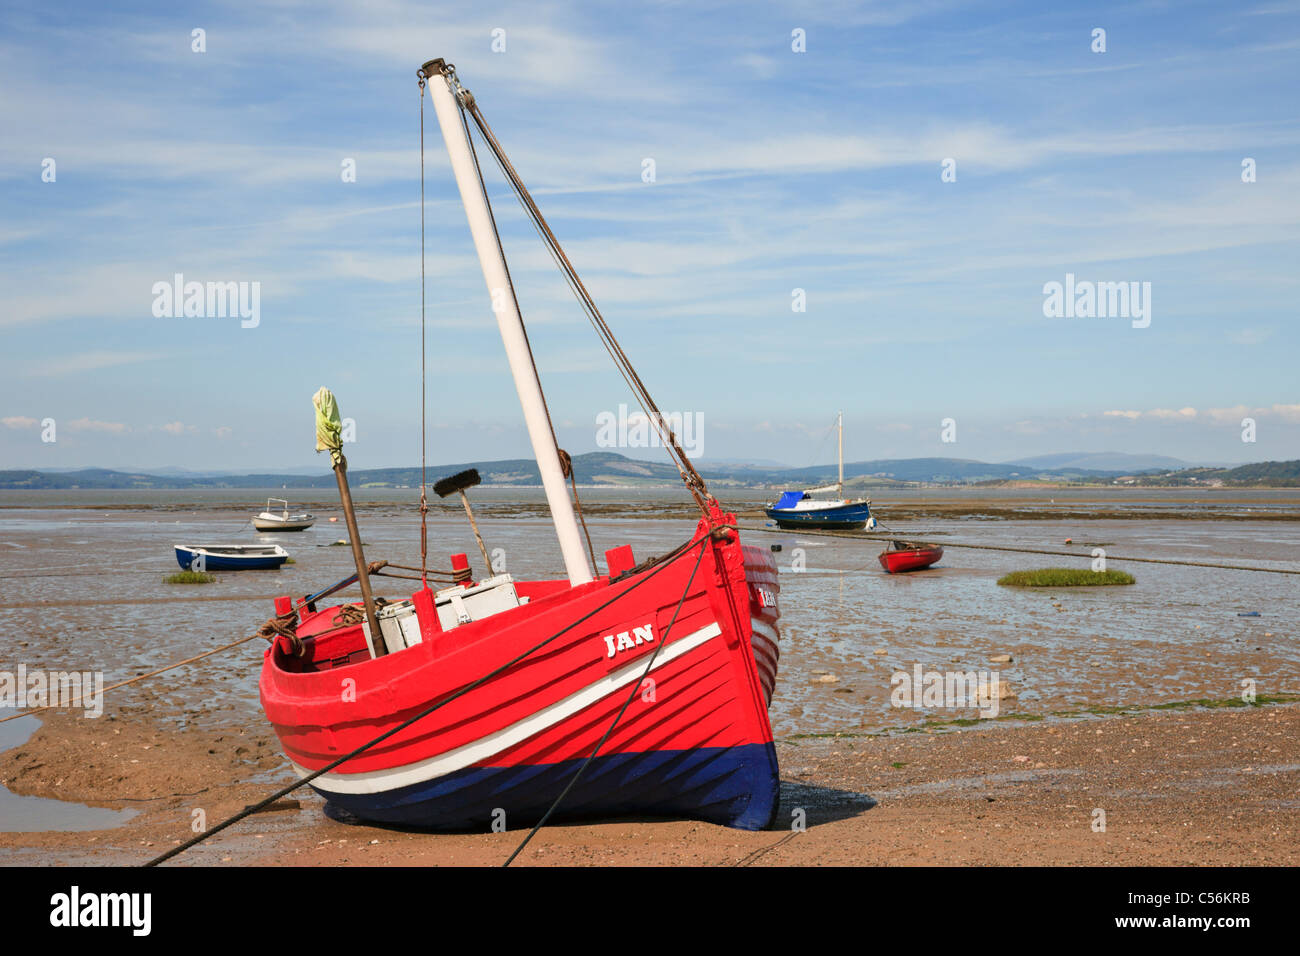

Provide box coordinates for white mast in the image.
[425,64,593,586]
[837,410,843,498]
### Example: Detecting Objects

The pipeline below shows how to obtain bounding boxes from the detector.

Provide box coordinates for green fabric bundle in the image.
[313,387,345,468]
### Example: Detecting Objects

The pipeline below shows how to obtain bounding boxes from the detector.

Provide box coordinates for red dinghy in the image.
[878,540,944,573]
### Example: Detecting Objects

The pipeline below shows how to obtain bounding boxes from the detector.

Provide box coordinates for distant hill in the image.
[1134,460,1300,487]
[0,454,679,490]
[1219,460,1300,483]
[1006,452,1194,472]
[6,453,1297,490]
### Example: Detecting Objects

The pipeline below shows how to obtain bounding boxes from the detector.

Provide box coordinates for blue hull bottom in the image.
[315,742,780,832]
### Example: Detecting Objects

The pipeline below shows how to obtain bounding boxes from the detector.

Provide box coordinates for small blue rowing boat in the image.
[175,544,290,571]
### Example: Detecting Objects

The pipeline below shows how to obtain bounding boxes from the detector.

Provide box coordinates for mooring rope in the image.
[0,567,179,580]
[503,536,711,866]
[0,632,264,725]
[732,829,800,867]
[367,559,471,583]
[741,524,1300,575]
[143,533,709,867]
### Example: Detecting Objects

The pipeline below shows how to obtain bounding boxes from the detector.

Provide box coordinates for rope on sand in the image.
[0,591,410,610]
[741,525,1300,575]
[0,633,263,725]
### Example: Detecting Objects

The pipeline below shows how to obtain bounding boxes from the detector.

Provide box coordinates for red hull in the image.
[878,545,943,573]
[258,507,782,829]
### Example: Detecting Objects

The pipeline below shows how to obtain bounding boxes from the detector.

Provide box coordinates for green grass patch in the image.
[164,571,215,584]
[1147,694,1298,710]
[924,717,981,728]
[1052,695,1300,720]
[997,567,1135,587]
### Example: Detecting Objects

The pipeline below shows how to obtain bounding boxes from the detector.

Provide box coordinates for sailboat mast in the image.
[424,62,593,586]
[837,410,843,497]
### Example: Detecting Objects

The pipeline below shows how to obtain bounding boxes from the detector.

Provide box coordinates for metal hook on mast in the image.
[421,58,475,110]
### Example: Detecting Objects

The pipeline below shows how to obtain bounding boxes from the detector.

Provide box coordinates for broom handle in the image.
[459,490,493,574]
[334,461,385,656]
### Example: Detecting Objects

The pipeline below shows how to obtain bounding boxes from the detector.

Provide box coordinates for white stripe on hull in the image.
[294,621,723,796]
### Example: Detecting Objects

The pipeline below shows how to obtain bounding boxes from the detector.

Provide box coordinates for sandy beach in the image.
[2,700,1296,866]
[1,488,1297,866]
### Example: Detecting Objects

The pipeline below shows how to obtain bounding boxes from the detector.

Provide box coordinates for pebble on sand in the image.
[983,679,1017,700]
[990,654,1014,663]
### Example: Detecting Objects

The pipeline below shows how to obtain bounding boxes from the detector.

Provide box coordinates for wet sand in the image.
[1,488,1297,865]
[2,702,1296,866]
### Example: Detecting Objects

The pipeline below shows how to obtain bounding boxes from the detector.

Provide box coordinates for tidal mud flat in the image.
[1,488,1297,865]
[3,703,1296,866]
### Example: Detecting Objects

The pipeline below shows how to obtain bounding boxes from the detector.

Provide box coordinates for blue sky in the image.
[2,0,1298,471]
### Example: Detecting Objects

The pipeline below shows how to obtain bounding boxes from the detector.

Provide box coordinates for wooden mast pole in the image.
[314,387,384,657]
[334,460,384,656]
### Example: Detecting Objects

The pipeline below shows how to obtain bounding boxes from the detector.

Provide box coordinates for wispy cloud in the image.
[1,0,1297,468]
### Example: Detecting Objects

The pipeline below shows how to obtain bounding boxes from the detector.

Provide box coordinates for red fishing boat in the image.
[256,59,782,833]
[878,540,944,573]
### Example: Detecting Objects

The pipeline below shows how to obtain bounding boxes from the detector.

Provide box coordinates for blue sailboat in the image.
[764,412,875,530]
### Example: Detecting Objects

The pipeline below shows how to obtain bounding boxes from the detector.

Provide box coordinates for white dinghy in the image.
[252,498,316,532]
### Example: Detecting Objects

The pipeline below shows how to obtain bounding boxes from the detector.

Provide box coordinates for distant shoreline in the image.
[3,453,1297,492]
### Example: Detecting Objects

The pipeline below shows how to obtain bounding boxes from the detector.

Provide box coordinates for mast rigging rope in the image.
[449,74,714,517]
[418,75,432,590]
[452,89,600,572]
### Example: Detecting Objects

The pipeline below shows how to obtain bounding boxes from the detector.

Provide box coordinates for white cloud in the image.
[156,421,198,435]
[24,351,167,376]
[1103,405,1300,425]
[1265,403,1300,423]
[66,418,129,434]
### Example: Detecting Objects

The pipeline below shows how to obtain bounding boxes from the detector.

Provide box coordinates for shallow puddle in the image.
[0,716,138,833]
